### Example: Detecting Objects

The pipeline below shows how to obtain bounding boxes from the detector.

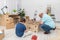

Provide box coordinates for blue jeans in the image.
[40,24,53,32]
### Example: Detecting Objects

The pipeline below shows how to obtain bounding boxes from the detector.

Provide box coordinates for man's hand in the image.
[39,21,43,25]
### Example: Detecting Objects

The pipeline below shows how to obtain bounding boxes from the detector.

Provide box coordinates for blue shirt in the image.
[16,22,26,37]
[41,14,55,28]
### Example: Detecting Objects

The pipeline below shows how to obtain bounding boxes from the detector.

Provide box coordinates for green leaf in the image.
[13,9,17,12]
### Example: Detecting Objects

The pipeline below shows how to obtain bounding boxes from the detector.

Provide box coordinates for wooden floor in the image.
[2,28,60,40]
[0,23,60,40]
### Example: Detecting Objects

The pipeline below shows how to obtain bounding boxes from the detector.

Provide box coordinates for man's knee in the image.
[40,24,51,32]
[40,24,46,28]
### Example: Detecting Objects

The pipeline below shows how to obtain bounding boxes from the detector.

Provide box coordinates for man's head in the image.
[39,13,43,18]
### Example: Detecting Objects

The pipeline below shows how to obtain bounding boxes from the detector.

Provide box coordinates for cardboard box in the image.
[0,14,15,29]
[0,30,5,40]
[6,23,14,29]
[6,17,14,23]
[0,14,8,26]
[0,34,4,40]
[25,22,40,32]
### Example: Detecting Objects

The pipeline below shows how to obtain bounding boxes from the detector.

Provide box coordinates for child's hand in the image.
[25,30,28,32]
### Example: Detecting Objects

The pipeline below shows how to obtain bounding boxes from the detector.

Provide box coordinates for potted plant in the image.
[18,9,25,20]
[13,9,17,14]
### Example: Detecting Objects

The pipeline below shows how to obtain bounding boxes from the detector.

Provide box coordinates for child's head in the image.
[20,18,26,23]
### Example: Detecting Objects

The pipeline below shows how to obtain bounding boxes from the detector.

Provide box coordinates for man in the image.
[39,13,56,34]
[16,18,26,37]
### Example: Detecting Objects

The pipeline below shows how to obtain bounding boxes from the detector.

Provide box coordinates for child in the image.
[15,18,26,37]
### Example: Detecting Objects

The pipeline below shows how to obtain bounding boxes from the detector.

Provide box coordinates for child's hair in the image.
[20,18,26,23]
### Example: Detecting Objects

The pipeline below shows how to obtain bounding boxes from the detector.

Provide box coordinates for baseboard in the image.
[55,21,60,23]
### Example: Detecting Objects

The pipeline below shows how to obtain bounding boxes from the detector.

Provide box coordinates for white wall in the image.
[0,0,6,14]
[21,0,60,21]
[6,0,22,14]
[17,0,22,10]
[6,0,18,14]
[52,0,60,21]
[1,0,60,21]
[51,2,60,21]
[21,0,47,20]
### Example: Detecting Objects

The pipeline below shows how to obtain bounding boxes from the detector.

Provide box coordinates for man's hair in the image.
[20,18,26,23]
